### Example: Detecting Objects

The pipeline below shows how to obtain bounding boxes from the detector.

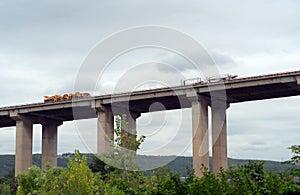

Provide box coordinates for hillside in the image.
[0,154,297,177]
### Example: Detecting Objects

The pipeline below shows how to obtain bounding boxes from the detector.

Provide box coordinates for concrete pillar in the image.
[128,112,140,138]
[296,76,300,85]
[212,103,229,173]
[97,105,114,155]
[191,95,209,177]
[42,120,62,169]
[13,115,33,176]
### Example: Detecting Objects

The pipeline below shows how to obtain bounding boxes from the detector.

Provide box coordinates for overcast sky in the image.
[0,0,300,162]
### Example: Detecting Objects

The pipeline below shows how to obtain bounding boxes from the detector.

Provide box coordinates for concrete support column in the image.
[41,120,62,169]
[212,103,229,173]
[191,95,209,177]
[10,113,33,176]
[97,105,114,155]
[128,112,140,138]
[296,76,300,86]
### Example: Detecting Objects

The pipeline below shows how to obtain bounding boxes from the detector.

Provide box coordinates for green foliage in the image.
[16,166,41,195]
[226,161,266,194]
[16,150,99,195]
[115,114,146,151]
[88,155,115,175]
[14,153,300,195]
[0,155,297,178]
[181,161,300,195]
[97,114,148,194]
[285,145,300,165]
[0,183,10,195]
[11,126,300,195]
[100,114,146,172]
[224,161,297,194]
[104,169,146,194]
[0,168,16,194]
[285,145,300,180]
[60,150,96,194]
[146,167,187,194]
[284,145,300,191]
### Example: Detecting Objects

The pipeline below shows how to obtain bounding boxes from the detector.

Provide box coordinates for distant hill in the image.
[0,154,297,177]
[0,154,69,176]
[164,156,298,176]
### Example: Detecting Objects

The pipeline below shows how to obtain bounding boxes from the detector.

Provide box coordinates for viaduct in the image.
[1,70,300,177]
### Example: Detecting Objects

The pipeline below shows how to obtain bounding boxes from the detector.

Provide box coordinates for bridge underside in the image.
[2,79,299,128]
[0,71,300,177]
[226,82,300,103]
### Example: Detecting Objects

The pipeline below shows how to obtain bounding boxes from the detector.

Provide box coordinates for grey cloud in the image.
[0,0,300,161]
[1,0,299,56]
[0,128,15,154]
[248,140,266,146]
[210,51,236,68]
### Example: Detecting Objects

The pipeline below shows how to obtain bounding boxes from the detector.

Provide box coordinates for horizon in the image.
[0,152,290,163]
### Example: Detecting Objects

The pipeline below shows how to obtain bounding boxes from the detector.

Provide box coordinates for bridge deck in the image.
[0,70,300,128]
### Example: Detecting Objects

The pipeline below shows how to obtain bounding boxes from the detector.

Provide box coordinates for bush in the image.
[16,150,99,195]
[0,183,10,195]
[14,153,300,195]
[13,127,300,195]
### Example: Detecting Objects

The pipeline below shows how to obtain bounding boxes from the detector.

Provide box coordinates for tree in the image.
[88,155,115,176]
[0,168,16,194]
[285,145,300,189]
[16,150,99,195]
[286,145,300,165]
[99,114,145,171]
